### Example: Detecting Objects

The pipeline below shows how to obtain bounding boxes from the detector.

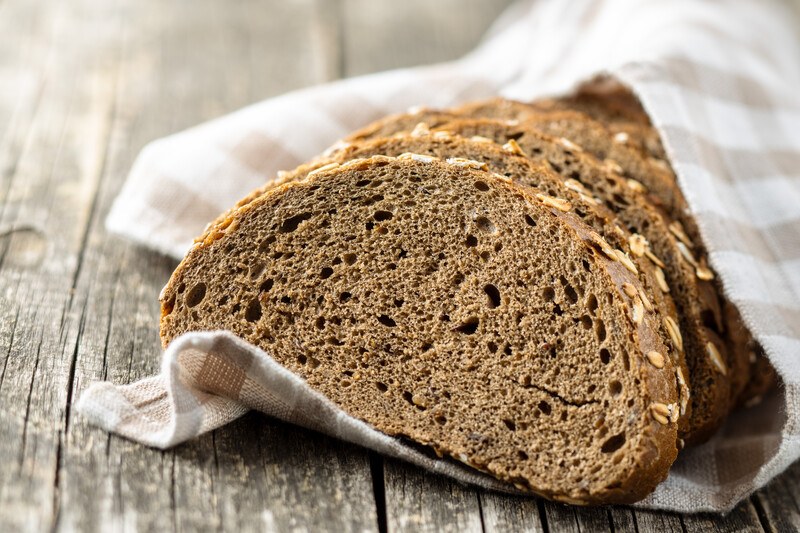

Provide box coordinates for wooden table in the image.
[0,1,797,531]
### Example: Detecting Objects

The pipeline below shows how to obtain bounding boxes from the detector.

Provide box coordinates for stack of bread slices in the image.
[159,85,776,505]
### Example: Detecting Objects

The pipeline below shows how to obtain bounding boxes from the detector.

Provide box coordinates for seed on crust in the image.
[646,351,665,369]
[676,242,699,267]
[650,403,671,425]
[469,135,493,143]
[564,179,587,194]
[306,162,341,177]
[276,170,290,180]
[587,231,617,259]
[676,367,690,415]
[638,287,654,312]
[398,153,436,163]
[613,249,638,275]
[654,266,670,293]
[536,194,572,212]
[446,157,489,171]
[613,132,629,144]
[410,122,431,136]
[433,131,453,140]
[632,298,644,325]
[622,283,638,298]
[629,234,648,257]
[502,138,525,156]
[645,249,666,268]
[604,159,624,174]
[664,316,683,353]
[669,403,680,423]
[707,342,727,375]
[626,179,648,193]
[696,262,715,281]
[322,140,350,157]
[558,137,582,151]
[669,221,694,247]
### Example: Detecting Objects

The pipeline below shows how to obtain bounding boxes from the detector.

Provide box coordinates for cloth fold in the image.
[80,0,800,513]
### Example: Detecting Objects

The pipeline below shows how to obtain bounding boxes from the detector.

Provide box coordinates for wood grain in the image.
[0,0,793,531]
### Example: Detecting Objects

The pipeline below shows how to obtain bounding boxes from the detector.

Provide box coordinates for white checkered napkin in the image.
[83,0,800,512]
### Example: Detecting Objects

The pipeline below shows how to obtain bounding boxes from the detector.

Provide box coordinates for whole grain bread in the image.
[160,156,679,504]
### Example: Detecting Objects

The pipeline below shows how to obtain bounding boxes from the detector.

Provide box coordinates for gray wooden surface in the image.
[0,0,796,531]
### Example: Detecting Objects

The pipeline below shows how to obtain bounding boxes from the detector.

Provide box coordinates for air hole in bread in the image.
[249,262,266,279]
[538,401,552,415]
[320,267,334,279]
[365,221,374,231]
[609,380,622,396]
[524,214,537,227]
[503,419,516,431]
[280,295,291,304]
[297,354,307,365]
[421,343,433,352]
[474,181,490,192]
[363,194,384,206]
[434,414,447,426]
[612,193,629,207]
[328,337,344,346]
[455,317,479,335]
[553,304,563,316]
[377,315,397,327]
[587,384,597,394]
[582,259,591,272]
[394,298,404,308]
[376,382,388,392]
[560,276,578,304]
[596,319,606,342]
[542,287,555,301]
[339,291,352,302]
[600,348,611,365]
[279,212,312,233]
[475,216,496,234]
[163,295,175,315]
[245,299,262,322]
[332,257,342,266]
[185,283,207,307]
[343,253,357,265]
[452,273,465,286]
[355,179,371,187]
[581,315,593,329]
[218,295,229,306]
[177,282,186,294]
[373,210,393,221]
[315,317,326,330]
[600,432,626,453]
[480,251,491,261]
[465,234,478,247]
[484,284,501,308]
[506,132,524,141]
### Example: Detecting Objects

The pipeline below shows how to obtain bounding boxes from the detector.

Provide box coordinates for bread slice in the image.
[345,114,729,443]
[160,156,679,504]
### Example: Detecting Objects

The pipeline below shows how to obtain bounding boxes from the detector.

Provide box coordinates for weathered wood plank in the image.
[753,461,800,532]
[382,459,483,533]
[0,0,122,530]
[479,492,544,533]
[340,0,515,77]
[682,499,765,533]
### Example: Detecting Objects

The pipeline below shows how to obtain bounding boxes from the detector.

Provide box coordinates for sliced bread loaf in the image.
[160,156,679,504]
[342,114,729,443]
